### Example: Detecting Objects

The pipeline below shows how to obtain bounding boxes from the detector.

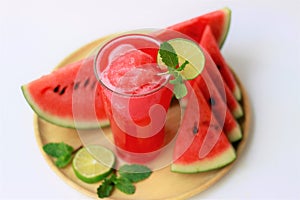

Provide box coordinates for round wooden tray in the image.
[34,35,251,200]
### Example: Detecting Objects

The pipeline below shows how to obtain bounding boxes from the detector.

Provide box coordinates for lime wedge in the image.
[72,145,115,184]
[158,38,205,80]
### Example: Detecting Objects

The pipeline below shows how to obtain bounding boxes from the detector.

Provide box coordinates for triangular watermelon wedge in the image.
[171,85,236,173]
[200,25,242,100]
[168,7,231,48]
[200,26,243,118]
[22,57,109,129]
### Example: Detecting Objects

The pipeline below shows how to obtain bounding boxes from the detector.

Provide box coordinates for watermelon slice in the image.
[199,26,243,118]
[21,57,109,129]
[167,7,231,48]
[200,26,242,100]
[22,8,234,129]
[193,50,242,142]
[171,84,236,173]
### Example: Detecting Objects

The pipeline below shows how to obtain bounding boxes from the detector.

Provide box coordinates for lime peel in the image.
[72,145,116,184]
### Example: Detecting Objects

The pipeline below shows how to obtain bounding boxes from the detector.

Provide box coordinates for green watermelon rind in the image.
[219,7,231,48]
[21,85,110,129]
[171,145,236,173]
[227,123,243,142]
[232,104,244,119]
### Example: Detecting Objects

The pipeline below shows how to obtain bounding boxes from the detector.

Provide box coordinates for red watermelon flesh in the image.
[200,26,242,100]
[192,50,242,142]
[199,26,243,118]
[22,57,109,129]
[171,84,236,173]
[22,8,234,130]
[167,7,231,47]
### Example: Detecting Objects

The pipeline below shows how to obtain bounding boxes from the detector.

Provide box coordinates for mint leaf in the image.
[43,142,73,158]
[115,177,135,194]
[43,142,74,168]
[119,164,152,183]
[173,82,188,99]
[159,42,178,68]
[169,72,181,85]
[97,174,116,198]
[169,74,188,99]
[96,164,152,198]
[55,154,73,168]
[158,42,190,99]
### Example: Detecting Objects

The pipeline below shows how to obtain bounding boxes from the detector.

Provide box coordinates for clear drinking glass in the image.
[94,33,173,163]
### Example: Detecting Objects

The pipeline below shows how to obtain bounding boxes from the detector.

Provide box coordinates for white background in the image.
[1,0,300,199]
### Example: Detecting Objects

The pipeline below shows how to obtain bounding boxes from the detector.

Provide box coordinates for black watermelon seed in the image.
[209,97,216,106]
[193,122,198,134]
[59,86,67,95]
[217,65,221,70]
[84,78,90,87]
[74,82,80,90]
[53,85,60,93]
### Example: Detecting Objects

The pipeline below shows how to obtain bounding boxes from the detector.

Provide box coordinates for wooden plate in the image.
[33,35,251,200]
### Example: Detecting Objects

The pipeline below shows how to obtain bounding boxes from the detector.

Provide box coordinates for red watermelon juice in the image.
[94,34,173,163]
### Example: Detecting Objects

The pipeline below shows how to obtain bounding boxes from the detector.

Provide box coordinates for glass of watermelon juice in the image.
[94,34,173,163]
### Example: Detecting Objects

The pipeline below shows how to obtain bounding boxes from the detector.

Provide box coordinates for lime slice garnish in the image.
[72,145,115,184]
[158,38,205,80]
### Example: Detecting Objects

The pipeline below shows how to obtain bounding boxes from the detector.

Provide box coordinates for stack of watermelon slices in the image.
[22,8,244,173]
[168,8,244,173]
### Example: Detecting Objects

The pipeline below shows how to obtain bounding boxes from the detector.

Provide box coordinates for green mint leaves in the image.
[43,142,152,198]
[115,176,136,194]
[158,41,189,99]
[170,73,188,99]
[97,174,116,198]
[159,42,179,68]
[97,164,152,198]
[119,164,152,182]
[43,142,74,168]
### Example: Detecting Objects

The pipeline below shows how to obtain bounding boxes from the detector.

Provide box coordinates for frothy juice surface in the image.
[101,48,167,95]
[98,45,173,162]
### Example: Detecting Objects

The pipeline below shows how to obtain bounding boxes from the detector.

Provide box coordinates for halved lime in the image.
[158,38,205,80]
[72,145,115,184]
